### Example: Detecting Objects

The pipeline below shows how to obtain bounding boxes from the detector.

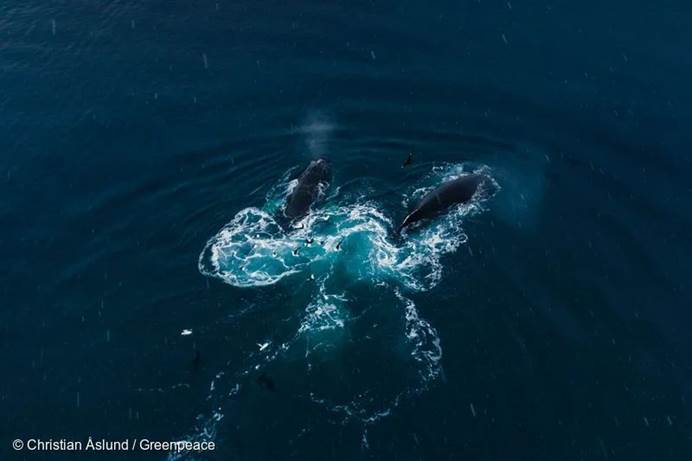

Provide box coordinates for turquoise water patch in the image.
[185,163,498,454]
[199,163,498,291]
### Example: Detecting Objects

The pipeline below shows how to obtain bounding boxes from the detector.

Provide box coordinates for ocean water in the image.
[2,1,692,460]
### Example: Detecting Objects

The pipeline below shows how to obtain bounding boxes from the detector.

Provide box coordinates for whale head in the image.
[306,157,331,182]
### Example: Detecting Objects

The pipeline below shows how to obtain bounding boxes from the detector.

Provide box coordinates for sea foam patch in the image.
[181,163,498,459]
[199,163,496,291]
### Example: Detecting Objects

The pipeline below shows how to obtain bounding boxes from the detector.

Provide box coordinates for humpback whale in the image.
[282,158,331,223]
[398,174,486,233]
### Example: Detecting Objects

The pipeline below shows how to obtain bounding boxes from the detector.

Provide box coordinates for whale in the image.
[282,158,331,223]
[398,174,486,233]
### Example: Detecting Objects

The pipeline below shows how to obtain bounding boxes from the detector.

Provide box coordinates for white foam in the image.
[395,290,442,384]
[198,189,488,291]
[185,162,499,455]
[299,285,348,335]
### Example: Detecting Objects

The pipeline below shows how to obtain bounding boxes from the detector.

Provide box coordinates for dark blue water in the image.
[2,1,692,460]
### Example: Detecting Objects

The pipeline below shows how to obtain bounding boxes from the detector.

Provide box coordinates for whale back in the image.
[398,174,483,232]
[283,158,331,221]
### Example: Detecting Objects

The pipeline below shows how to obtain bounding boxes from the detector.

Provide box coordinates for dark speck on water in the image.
[2,1,691,460]
[256,373,276,392]
[402,152,414,168]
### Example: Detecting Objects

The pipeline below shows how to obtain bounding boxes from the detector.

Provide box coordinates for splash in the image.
[175,163,498,459]
[199,163,497,291]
